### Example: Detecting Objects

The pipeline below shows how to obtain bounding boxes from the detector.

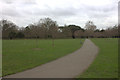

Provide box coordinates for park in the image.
[0,0,119,79]
[2,38,118,78]
[1,18,119,79]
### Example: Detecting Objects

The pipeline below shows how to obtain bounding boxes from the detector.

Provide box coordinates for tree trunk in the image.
[36,35,38,48]
[52,35,54,47]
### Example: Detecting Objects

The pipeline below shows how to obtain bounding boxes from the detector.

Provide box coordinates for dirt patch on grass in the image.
[32,48,43,50]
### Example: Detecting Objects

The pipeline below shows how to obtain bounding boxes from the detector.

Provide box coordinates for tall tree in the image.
[84,21,96,38]
[85,21,96,31]
[24,26,31,38]
[68,25,81,39]
[0,19,18,39]
[39,18,58,47]
[29,24,41,48]
[62,25,72,38]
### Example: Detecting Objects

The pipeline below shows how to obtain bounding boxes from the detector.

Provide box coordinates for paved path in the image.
[5,39,99,78]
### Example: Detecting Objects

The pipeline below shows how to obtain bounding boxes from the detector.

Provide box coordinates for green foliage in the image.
[8,32,16,39]
[16,32,25,38]
[3,39,84,76]
[78,38,118,78]
[68,25,81,33]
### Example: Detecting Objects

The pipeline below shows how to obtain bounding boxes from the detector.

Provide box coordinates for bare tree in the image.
[74,30,84,38]
[105,25,118,38]
[39,18,58,47]
[1,19,18,39]
[37,20,48,38]
[29,24,41,48]
[85,21,96,31]
[62,25,72,38]
[84,21,96,38]
[0,20,2,39]
[24,26,31,38]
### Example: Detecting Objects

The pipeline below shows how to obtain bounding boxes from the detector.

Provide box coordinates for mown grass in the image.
[78,38,118,78]
[3,39,84,76]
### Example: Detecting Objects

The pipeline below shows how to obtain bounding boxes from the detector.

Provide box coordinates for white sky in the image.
[0,0,119,29]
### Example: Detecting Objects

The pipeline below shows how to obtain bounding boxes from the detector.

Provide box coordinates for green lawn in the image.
[3,39,84,76]
[78,38,118,78]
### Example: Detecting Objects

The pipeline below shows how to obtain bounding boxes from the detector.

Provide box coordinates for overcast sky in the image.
[0,0,119,29]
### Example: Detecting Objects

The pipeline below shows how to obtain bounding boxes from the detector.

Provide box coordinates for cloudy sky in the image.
[0,0,119,29]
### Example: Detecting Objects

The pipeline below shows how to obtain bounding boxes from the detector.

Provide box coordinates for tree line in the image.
[0,17,119,39]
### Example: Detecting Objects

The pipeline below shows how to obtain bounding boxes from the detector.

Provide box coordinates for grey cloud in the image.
[87,10,114,19]
[78,4,117,19]
[33,7,77,16]
[22,0,36,5]
[19,5,78,18]
[118,1,120,24]
[0,0,118,28]
[85,5,116,12]
[2,10,20,17]
[1,6,22,17]
[1,0,36,5]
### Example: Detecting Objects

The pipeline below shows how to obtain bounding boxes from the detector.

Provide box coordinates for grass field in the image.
[3,39,84,76]
[78,38,118,78]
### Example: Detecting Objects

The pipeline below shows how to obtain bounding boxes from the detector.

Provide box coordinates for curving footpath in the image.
[5,39,99,78]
